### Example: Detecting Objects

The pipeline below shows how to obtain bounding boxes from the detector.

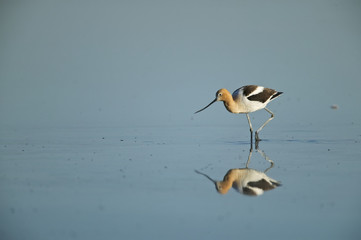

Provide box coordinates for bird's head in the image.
[215,181,229,194]
[194,88,230,114]
[215,88,229,102]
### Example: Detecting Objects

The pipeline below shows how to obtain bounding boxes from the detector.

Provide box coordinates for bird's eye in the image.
[218,93,222,97]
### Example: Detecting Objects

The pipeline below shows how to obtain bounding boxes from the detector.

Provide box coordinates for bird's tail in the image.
[271,91,283,100]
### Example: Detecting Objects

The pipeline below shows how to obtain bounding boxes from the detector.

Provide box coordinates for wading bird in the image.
[195,168,281,196]
[195,146,281,196]
[195,85,283,142]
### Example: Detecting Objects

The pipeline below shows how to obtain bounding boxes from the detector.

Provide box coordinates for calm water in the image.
[1,122,360,240]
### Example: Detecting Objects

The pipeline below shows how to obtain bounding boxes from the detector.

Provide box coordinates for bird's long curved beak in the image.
[194,99,217,114]
[194,170,216,184]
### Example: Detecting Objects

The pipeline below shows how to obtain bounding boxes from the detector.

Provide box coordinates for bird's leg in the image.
[246,114,253,144]
[255,108,274,141]
[246,145,253,168]
[255,138,259,149]
[256,147,274,173]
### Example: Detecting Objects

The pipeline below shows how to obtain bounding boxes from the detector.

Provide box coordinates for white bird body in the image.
[231,86,274,113]
[220,168,280,196]
[195,168,281,196]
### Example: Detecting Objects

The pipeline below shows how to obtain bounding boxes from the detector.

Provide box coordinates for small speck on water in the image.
[330,104,339,110]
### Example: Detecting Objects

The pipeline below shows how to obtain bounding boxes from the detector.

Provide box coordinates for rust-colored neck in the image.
[217,170,239,194]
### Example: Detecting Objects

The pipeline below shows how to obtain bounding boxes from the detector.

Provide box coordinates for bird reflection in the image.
[195,147,281,196]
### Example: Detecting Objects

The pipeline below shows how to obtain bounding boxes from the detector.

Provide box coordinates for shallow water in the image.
[1,122,360,240]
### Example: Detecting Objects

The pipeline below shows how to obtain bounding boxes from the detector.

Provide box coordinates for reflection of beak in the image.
[194,170,216,183]
[195,170,222,193]
[194,99,217,114]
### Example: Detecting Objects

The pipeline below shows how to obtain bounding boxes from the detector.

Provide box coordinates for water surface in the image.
[1,122,360,239]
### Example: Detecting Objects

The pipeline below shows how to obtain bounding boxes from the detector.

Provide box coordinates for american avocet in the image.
[195,146,281,196]
[195,168,281,196]
[195,85,283,142]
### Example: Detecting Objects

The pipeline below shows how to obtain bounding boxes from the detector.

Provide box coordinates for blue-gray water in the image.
[1,122,361,239]
[1,0,361,239]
